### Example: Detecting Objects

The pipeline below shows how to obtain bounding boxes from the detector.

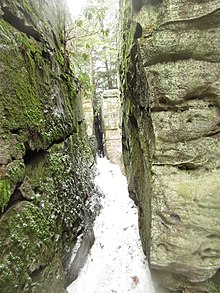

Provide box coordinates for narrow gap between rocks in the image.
[66,158,155,293]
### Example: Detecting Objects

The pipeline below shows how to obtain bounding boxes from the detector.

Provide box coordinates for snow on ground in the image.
[67,157,155,293]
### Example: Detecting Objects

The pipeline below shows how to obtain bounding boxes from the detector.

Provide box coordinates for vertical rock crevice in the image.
[94,110,105,158]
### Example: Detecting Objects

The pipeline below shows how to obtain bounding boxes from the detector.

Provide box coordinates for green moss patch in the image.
[0,201,52,293]
[0,178,10,212]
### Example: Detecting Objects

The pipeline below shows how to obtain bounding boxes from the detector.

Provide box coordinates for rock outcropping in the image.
[0,1,97,292]
[120,0,220,292]
[101,89,122,167]
[83,97,94,137]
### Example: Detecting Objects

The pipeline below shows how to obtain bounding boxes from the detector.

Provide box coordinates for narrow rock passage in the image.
[67,158,155,293]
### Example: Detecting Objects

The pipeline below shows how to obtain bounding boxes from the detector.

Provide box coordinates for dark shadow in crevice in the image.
[42,50,51,61]
[134,22,143,40]
[205,129,220,138]
[177,163,197,170]
[23,147,47,167]
[211,269,220,284]
[129,114,138,128]
[10,128,22,135]
[94,112,105,158]
[30,264,47,280]
[78,120,84,126]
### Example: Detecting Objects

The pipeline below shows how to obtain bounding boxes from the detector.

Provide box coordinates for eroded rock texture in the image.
[101,89,123,167]
[0,0,97,292]
[120,0,220,292]
[83,97,94,137]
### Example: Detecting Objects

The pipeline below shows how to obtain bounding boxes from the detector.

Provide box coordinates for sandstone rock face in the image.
[120,0,220,292]
[83,97,94,137]
[0,1,97,292]
[82,97,97,158]
[101,89,123,167]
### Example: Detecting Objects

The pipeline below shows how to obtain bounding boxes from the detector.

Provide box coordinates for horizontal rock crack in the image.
[1,6,42,41]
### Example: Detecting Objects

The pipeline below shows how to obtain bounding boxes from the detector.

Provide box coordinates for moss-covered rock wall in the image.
[0,0,97,292]
[120,0,220,292]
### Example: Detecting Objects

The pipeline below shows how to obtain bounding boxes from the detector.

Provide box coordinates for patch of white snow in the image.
[67,157,155,293]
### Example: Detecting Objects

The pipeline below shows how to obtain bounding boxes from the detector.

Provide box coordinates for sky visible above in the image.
[66,0,87,18]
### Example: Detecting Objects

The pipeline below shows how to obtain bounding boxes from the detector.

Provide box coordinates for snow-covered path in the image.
[67,158,155,293]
